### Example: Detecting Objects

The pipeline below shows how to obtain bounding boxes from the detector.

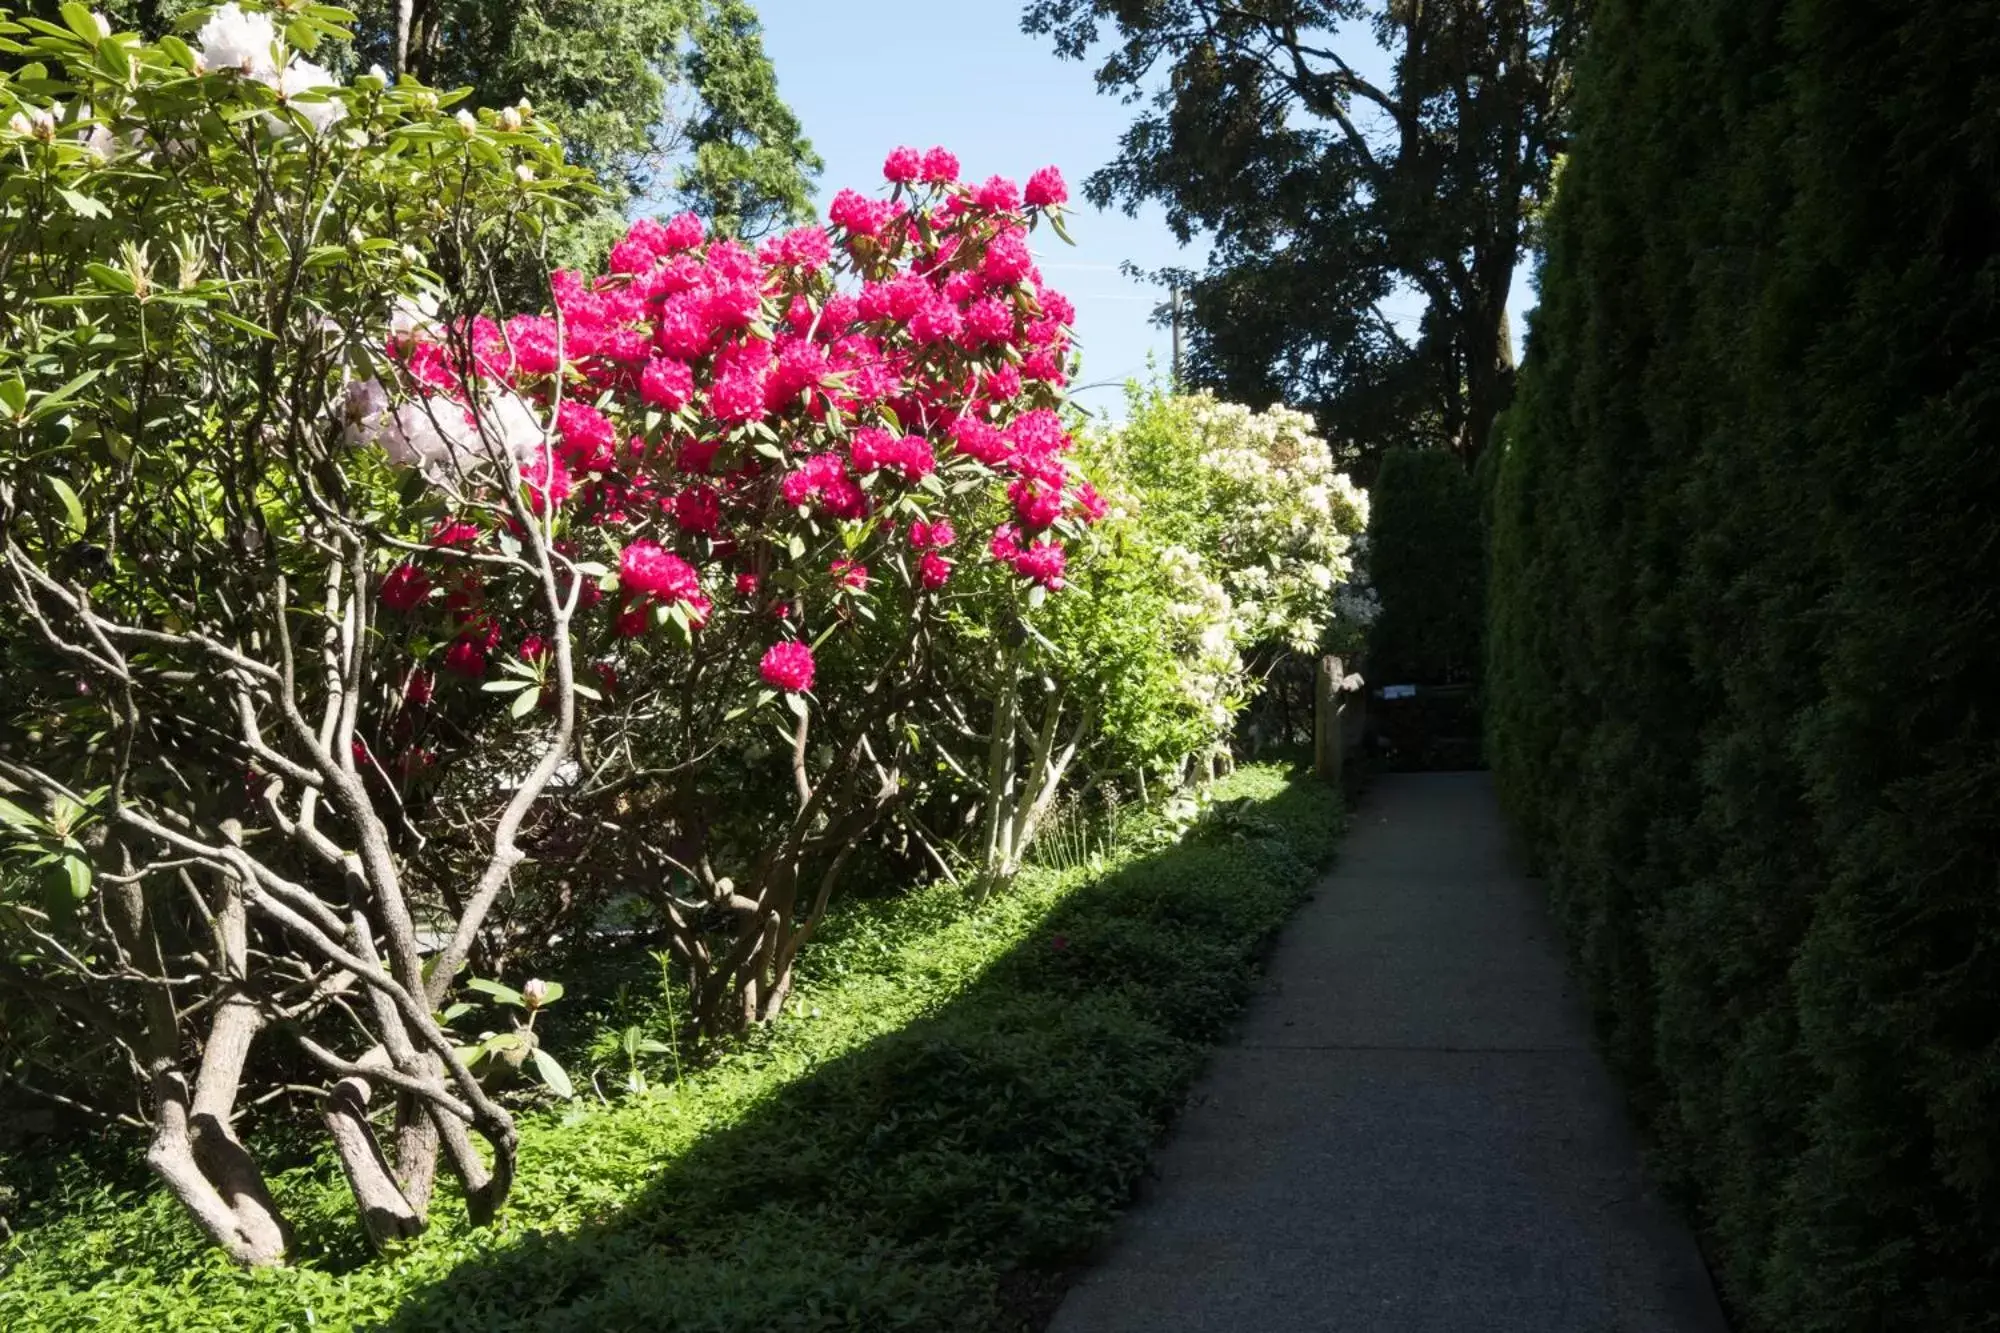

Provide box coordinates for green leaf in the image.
[212,311,278,340]
[60,854,90,901]
[84,262,134,293]
[480,678,534,693]
[27,369,100,421]
[535,980,565,1006]
[0,796,46,834]
[784,691,809,719]
[56,188,111,221]
[0,378,25,417]
[509,685,540,718]
[466,977,526,1008]
[93,35,129,79]
[46,477,84,536]
[481,1031,526,1057]
[530,1047,574,1099]
[59,2,100,42]
[422,952,466,986]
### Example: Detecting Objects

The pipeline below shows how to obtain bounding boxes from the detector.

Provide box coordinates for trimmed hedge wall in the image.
[1366,447,1484,688]
[1486,1,2000,1329]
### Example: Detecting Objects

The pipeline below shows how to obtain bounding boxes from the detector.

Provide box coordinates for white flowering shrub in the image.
[0,1,586,1263]
[1096,388,1374,657]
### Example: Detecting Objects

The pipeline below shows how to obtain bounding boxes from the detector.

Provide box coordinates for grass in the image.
[0,763,1343,1332]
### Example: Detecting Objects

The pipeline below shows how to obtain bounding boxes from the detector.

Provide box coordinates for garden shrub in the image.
[0,0,1127,1257]
[0,0,1356,1269]
[0,765,1343,1331]
[1078,385,1376,763]
[0,0,592,1259]
[1486,0,2000,1326]
[1365,446,1481,687]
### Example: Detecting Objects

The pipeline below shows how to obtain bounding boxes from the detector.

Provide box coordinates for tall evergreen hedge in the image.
[1486,0,2000,1328]
[1366,447,1484,687]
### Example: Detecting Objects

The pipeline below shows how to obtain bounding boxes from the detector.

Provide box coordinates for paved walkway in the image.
[1051,772,1729,1333]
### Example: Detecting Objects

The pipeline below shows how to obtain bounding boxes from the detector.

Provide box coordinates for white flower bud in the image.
[454,109,477,135]
[6,112,31,139]
[521,978,549,1009]
[514,163,534,183]
[496,106,522,133]
[91,10,110,36]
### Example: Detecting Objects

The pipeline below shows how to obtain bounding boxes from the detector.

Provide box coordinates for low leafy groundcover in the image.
[0,765,1340,1332]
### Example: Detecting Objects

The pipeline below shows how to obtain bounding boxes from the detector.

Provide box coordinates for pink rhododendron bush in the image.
[0,0,1136,1263]
[0,0,1375,1272]
[360,141,1101,1034]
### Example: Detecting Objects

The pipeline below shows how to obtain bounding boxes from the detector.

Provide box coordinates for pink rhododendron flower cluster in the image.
[760,640,816,693]
[355,148,1093,718]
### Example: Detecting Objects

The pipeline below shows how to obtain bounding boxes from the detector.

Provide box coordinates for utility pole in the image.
[1169,284,1184,386]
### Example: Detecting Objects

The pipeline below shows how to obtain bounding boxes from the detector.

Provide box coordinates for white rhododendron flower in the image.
[377,401,478,470]
[194,4,349,136]
[337,377,390,449]
[194,3,280,83]
[388,291,440,347]
[480,389,547,465]
[277,58,345,135]
[340,376,548,476]
[1161,393,1371,653]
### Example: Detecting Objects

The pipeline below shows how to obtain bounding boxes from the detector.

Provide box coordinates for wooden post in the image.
[1314,655,1343,784]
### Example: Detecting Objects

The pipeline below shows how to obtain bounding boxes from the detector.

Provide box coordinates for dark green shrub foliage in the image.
[1366,447,1484,685]
[0,769,1341,1330]
[1486,1,2000,1328]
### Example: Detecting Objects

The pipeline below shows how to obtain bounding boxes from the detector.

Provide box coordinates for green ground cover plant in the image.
[0,763,1342,1331]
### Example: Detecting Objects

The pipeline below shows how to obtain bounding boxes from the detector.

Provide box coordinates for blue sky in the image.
[751,2,1532,423]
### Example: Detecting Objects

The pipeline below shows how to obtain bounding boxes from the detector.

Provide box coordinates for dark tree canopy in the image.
[35,0,820,242]
[1024,0,1579,467]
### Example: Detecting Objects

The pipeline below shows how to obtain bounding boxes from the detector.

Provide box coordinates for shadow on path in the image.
[1050,772,1730,1333]
[377,776,1343,1333]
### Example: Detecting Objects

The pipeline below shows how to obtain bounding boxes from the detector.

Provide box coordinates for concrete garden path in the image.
[1050,772,1730,1333]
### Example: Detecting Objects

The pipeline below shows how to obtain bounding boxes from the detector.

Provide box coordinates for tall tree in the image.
[1025,0,1579,466]
[28,0,820,244]
[353,0,819,238]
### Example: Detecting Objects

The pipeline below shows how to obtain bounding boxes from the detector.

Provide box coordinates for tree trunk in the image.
[147,1066,289,1266]
[324,1074,424,1251]
[106,865,291,1266]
